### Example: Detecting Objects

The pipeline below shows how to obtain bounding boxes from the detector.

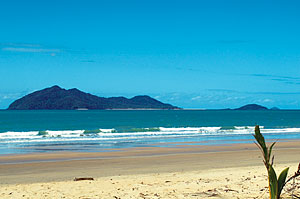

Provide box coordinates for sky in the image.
[0,0,300,109]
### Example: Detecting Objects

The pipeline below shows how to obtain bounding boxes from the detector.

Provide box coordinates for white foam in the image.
[46,130,84,137]
[0,131,38,139]
[1,126,300,144]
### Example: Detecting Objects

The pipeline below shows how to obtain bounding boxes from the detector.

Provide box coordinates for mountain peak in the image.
[49,85,62,90]
[130,95,152,100]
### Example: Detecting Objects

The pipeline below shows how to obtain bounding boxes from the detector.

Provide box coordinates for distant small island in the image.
[234,104,269,110]
[216,104,275,111]
[8,86,180,110]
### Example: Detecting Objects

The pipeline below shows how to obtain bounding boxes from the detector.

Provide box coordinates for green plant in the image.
[254,125,300,199]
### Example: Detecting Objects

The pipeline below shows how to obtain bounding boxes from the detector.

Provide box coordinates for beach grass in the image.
[254,125,300,199]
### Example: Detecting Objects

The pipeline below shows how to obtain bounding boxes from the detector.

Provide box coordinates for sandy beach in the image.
[1,141,300,198]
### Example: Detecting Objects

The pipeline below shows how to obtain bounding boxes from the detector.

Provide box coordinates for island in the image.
[7,86,180,110]
[234,104,268,110]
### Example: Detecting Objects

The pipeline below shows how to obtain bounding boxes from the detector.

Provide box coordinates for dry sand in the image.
[0,141,300,198]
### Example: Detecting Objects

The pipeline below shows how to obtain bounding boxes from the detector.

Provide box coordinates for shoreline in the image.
[1,141,300,184]
[0,139,299,164]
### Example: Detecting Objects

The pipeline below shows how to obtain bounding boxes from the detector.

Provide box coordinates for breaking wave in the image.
[1,126,300,144]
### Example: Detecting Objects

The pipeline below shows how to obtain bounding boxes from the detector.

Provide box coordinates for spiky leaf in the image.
[268,142,276,165]
[268,165,278,199]
[277,167,289,197]
[254,125,268,162]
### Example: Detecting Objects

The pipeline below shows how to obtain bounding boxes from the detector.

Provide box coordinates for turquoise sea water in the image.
[0,110,300,155]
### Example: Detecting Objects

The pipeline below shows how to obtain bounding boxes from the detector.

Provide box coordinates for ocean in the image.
[0,110,300,155]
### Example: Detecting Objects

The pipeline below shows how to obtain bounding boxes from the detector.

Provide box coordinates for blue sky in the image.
[0,0,300,109]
